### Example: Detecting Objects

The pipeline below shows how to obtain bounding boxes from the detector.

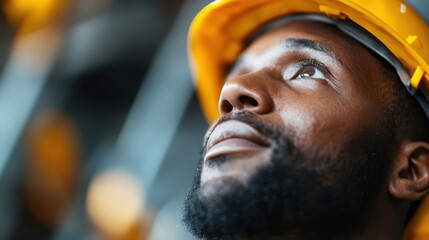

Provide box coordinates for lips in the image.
[204,120,269,161]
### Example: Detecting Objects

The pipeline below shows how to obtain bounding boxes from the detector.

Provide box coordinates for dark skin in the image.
[199,21,429,239]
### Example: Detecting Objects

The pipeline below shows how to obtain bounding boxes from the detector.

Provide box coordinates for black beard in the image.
[183,111,393,240]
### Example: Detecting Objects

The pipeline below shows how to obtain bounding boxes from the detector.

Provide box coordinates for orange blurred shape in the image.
[24,111,80,226]
[404,196,429,240]
[2,0,70,35]
[87,170,151,240]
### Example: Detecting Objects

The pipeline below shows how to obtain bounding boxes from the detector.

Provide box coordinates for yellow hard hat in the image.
[188,0,429,123]
[188,0,429,239]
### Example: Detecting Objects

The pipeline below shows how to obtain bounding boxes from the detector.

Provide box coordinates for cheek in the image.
[273,94,368,156]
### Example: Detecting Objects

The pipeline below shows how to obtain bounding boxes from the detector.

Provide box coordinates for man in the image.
[183,1,429,239]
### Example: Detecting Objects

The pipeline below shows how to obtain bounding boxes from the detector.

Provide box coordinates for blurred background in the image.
[0,0,210,239]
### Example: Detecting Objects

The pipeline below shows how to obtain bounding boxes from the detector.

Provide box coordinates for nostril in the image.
[222,100,233,113]
[239,95,258,107]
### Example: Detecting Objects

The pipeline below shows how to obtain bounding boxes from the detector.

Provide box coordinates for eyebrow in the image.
[227,38,347,77]
[282,38,344,66]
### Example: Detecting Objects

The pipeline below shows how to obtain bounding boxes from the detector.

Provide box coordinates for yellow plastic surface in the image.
[411,66,424,90]
[403,197,429,240]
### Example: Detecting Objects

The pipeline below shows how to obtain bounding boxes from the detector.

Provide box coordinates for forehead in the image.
[231,20,383,91]
[227,20,372,79]
[245,20,354,56]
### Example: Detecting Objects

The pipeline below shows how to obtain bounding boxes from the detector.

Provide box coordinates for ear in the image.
[389,141,429,201]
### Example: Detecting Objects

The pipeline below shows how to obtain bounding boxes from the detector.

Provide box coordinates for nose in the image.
[218,72,274,115]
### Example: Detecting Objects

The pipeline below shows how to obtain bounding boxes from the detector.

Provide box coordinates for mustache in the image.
[201,111,286,156]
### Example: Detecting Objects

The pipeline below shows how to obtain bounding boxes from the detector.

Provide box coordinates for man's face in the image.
[184,20,396,239]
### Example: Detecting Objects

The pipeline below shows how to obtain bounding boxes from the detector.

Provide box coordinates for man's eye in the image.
[296,65,325,79]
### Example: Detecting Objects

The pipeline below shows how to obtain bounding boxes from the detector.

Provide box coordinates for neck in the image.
[349,191,407,240]
[233,194,407,240]
[293,194,406,240]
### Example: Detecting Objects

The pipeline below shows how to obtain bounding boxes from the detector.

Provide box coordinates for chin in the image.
[199,173,246,202]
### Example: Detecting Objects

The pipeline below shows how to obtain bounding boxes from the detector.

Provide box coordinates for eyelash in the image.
[293,59,329,79]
